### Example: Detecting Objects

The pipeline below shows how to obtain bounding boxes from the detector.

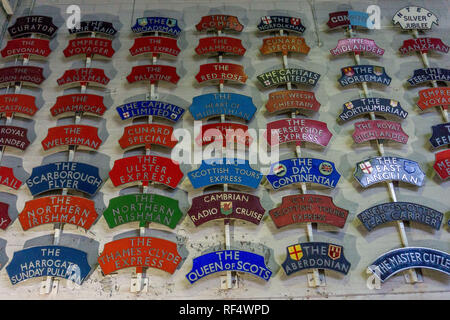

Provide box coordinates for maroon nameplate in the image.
[57,68,110,87]
[0,125,30,150]
[118,124,178,150]
[399,38,449,54]
[195,37,246,56]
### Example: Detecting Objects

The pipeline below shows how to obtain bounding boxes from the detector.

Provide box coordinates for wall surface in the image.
[0,0,448,299]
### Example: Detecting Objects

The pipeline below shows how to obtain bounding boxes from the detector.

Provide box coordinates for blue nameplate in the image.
[186,249,272,284]
[131,17,181,37]
[348,10,374,29]
[408,68,450,86]
[26,162,103,196]
[189,93,257,121]
[6,245,91,285]
[368,247,450,282]
[357,202,443,231]
[188,158,263,189]
[282,242,351,276]
[339,98,408,121]
[257,16,306,33]
[430,122,450,149]
[339,65,391,86]
[116,100,185,122]
[266,158,341,190]
[354,156,425,188]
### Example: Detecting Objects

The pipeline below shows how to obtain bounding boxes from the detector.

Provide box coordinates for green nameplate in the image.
[103,194,183,229]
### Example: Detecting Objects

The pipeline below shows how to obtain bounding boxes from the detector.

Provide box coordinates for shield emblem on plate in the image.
[220,201,233,215]
[328,244,341,260]
[273,163,287,177]
[288,244,303,261]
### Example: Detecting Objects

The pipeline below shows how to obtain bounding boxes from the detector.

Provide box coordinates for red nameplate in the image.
[196,15,244,32]
[0,125,30,150]
[195,63,247,84]
[109,155,183,188]
[0,94,37,118]
[63,37,115,58]
[400,38,449,54]
[42,124,102,150]
[266,90,320,113]
[129,36,180,57]
[1,38,51,58]
[266,118,332,147]
[57,68,110,87]
[118,123,178,150]
[417,87,449,111]
[270,194,348,228]
[98,237,182,275]
[0,202,11,230]
[195,122,252,147]
[195,37,246,56]
[0,166,21,189]
[260,36,310,55]
[51,94,106,116]
[126,65,180,84]
[433,149,450,180]
[327,11,349,29]
[353,120,408,144]
[18,195,98,231]
[0,66,44,85]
